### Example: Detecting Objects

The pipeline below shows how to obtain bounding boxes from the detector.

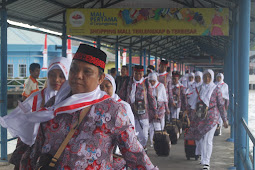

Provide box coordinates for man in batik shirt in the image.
[19,44,158,170]
[169,71,188,121]
[126,65,157,150]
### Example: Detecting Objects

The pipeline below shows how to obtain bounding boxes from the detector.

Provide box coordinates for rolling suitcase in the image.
[153,128,171,156]
[184,128,199,160]
[165,120,179,144]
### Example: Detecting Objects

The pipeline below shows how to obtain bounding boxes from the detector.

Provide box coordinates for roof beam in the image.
[31,0,96,25]
[171,0,191,7]
[103,0,125,8]
[43,0,70,8]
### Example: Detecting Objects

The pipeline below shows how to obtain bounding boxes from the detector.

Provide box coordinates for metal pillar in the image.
[155,56,158,71]
[148,45,150,66]
[115,36,119,76]
[97,36,101,49]
[237,0,250,169]
[62,11,67,58]
[143,49,146,74]
[0,0,8,161]
[129,38,132,76]
[233,5,239,166]
[140,36,143,65]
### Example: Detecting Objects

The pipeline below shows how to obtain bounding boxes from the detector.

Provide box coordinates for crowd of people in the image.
[0,44,229,170]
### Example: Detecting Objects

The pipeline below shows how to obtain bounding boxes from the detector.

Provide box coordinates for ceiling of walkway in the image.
[1,0,255,67]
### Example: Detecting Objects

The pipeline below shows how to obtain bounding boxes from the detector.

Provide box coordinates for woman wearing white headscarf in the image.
[185,69,228,170]
[215,73,229,135]
[0,57,71,169]
[100,74,135,170]
[147,72,169,147]
[187,71,203,107]
[186,73,196,94]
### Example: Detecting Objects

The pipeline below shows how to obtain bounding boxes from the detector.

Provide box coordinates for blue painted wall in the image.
[6,44,78,78]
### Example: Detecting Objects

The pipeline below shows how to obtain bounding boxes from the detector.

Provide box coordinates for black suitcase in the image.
[165,121,179,144]
[184,128,199,160]
[153,130,171,156]
[214,124,221,136]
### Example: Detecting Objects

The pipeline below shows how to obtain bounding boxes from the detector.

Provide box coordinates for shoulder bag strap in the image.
[49,106,91,167]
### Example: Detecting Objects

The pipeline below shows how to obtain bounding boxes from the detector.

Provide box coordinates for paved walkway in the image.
[0,128,234,170]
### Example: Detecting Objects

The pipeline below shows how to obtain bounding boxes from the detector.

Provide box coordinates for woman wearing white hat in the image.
[185,69,228,170]
[147,72,169,147]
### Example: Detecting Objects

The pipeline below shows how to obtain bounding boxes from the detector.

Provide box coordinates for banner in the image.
[66,8,229,36]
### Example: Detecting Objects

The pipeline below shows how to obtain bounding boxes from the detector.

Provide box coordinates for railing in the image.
[240,118,255,170]
[7,78,46,91]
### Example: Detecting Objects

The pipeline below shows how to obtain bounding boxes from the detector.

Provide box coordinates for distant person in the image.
[215,73,229,135]
[110,67,117,79]
[167,67,171,74]
[115,65,129,95]
[22,63,40,101]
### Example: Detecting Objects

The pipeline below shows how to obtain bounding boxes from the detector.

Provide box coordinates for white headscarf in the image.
[195,71,203,87]
[198,69,217,107]
[189,69,216,109]
[148,72,168,102]
[186,73,195,94]
[104,74,135,127]
[44,57,71,102]
[130,76,145,104]
[215,73,229,100]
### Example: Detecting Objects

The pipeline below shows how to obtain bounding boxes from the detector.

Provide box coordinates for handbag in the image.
[195,87,208,119]
[35,106,91,170]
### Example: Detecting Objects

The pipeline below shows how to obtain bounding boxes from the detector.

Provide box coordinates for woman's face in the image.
[195,76,201,83]
[100,80,113,96]
[189,76,194,82]
[48,69,66,91]
[203,73,211,84]
[217,76,222,82]
[149,80,156,86]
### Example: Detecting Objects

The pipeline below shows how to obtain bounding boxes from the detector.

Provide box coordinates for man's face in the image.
[189,76,194,82]
[203,73,211,84]
[195,76,201,83]
[68,60,105,94]
[30,68,40,79]
[172,77,179,85]
[121,67,127,76]
[159,64,167,73]
[134,71,144,81]
[216,76,222,82]
[48,69,66,91]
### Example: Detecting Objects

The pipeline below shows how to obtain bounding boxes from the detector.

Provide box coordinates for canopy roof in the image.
[2,0,255,67]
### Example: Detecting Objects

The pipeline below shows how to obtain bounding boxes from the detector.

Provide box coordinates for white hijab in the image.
[195,71,203,87]
[189,69,217,109]
[130,76,145,104]
[215,73,229,100]
[104,74,135,127]
[148,72,168,102]
[44,57,72,102]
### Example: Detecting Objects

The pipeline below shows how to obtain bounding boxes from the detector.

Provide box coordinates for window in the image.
[8,64,13,78]
[19,64,26,77]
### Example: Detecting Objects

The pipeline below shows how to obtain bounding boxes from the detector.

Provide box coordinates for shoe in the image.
[150,144,153,148]
[202,164,210,170]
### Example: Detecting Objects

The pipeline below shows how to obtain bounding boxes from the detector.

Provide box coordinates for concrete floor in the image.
[0,128,234,170]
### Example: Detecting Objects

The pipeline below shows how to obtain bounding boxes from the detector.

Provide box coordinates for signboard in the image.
[66,8,229,36]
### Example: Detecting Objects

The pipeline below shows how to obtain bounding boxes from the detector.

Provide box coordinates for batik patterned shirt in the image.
[20,98,158,170]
